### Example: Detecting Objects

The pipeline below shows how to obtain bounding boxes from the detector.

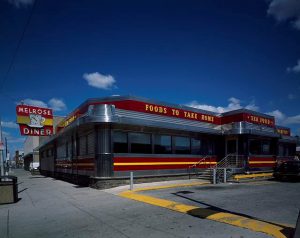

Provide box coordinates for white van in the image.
[29,162,40,174]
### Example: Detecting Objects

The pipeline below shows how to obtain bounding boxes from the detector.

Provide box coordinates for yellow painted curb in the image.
[132,181,209,193]
[119,182,293,238]
[233,173,273,180]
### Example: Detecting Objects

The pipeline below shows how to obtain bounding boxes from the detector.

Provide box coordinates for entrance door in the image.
[226,137,238,155]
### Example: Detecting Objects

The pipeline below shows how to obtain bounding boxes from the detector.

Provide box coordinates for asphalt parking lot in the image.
[0,169,299,238]
[139,180,300,226]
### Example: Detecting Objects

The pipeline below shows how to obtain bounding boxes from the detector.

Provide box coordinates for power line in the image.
[0,0,38,93]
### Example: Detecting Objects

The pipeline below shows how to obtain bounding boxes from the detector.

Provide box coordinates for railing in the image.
[212,154,246,169]
[188,155,211,179]
[188,154,247,182]
[211,154,246,184]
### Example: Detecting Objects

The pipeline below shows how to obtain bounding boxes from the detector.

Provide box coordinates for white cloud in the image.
[1,121,18,129]
[285,115,300,124]
[245,103,260,112]
[287,59,300,73]
[266,110,300,125]
[21,98,48,108]
[18,98,67,112]
[266,110,286,124]
[83,72,116,90]
[186,97,259,114]
[267,0,300,30]
[48,98,67,111]
[6,0,34,8]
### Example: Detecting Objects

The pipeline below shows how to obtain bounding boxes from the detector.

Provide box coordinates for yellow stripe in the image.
[17,116,53,126]
[114,162,217,166]
[119,183,293,238]
[249,161,275,164]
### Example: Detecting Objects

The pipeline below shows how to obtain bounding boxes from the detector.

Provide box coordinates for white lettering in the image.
[23,127,29,135]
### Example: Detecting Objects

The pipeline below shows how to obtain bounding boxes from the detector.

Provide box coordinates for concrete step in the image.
[197,175,212,180]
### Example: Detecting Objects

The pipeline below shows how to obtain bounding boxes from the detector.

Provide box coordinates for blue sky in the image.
[0,0,300,153]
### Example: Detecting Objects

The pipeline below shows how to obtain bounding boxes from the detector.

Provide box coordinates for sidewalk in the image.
[0,169,271,238]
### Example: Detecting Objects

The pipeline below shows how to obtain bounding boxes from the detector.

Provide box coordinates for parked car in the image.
[29,162,40,175]
[273,161,300,181]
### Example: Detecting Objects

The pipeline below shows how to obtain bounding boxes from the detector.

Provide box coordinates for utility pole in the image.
[0,118,4,176]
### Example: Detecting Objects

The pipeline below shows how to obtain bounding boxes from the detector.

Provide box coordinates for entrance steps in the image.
[197,168,212,180]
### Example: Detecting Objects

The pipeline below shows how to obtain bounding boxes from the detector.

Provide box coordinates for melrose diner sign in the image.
[16,105,54,136]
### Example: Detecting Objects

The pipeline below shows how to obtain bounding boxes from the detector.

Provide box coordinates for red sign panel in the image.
[222,113,275,127]
[112,100,221,124]
[276,128,290,136]
[19,125,54,136]
[244,113,275,127]
[16,105,53,136]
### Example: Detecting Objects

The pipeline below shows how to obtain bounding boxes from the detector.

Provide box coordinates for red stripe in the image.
[114,164,213,171]
[114,156,217,163]
[248,157,275,161]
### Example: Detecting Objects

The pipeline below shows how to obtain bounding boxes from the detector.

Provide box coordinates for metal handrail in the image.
[212,153,246,169]
[188,155,211,179]
[210,154,247,184]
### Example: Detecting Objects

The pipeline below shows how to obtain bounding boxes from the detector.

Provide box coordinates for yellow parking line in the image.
[119,183,293,238]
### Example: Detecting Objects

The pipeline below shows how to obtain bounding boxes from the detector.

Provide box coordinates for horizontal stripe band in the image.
[56,163,94,166]
[17,116,53,126]
[114,162,217,166]
[248,161,275,164]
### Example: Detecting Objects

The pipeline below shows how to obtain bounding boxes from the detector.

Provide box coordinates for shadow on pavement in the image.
[172,191,295,238]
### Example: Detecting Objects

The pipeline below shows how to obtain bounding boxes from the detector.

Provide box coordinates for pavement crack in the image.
[25,189,35,207]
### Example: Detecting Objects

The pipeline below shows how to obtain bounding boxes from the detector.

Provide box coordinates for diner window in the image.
[113,131,128,153]
[249,140,261,155]
[87,133,95,154]
[129,132,151,154]
[79,136,87,155]
[285,144,295,156]
[261,141,271,155]
[278,144,284,156]
[207,140,215,155]
[203,140,215,155]
[66,142,69,157]
[154,135,171,154]
[191,138,201,155]
[57,144,66,159]
[174,136,190,154]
